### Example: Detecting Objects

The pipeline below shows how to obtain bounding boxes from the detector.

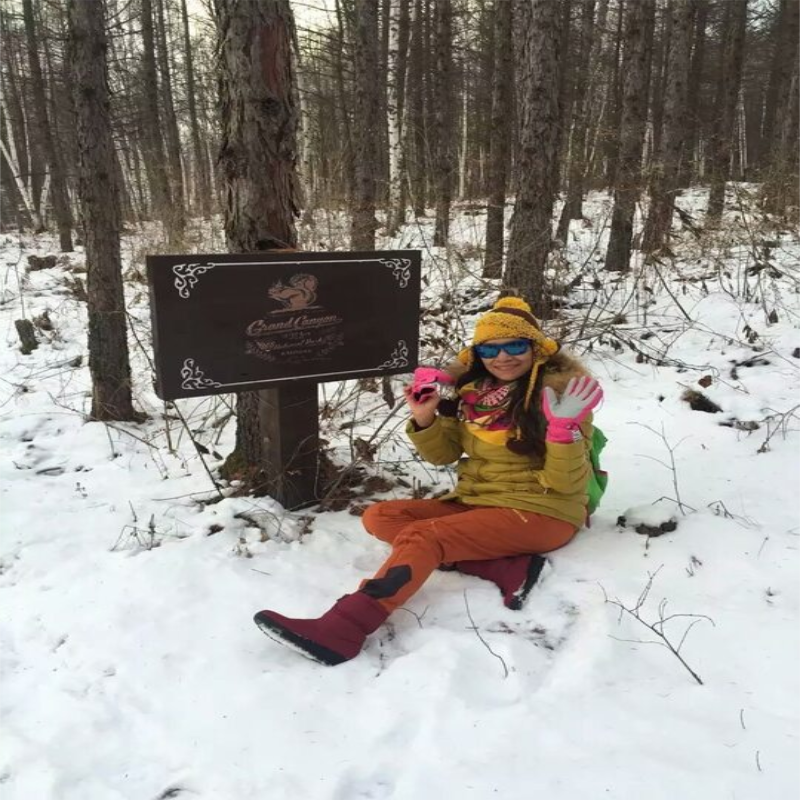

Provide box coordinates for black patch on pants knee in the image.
[361,565,412,599]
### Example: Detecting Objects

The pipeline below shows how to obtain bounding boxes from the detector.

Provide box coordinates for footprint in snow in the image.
[331,770,395,800]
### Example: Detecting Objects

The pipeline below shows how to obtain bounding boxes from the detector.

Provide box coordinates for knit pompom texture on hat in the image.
[458,296,559,363]
[457,296,560,411]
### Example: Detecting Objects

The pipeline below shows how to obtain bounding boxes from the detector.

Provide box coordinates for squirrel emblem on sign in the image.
[268,274,318,311]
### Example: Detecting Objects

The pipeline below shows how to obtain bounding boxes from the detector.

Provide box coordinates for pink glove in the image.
[542,376,603,444]
[411,367,455,402]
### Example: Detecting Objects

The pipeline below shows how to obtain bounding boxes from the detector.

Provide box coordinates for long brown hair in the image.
[446,356,549,462]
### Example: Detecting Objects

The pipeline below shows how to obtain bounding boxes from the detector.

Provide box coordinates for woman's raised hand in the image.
[403,384,441,429]
[542,376,603,443]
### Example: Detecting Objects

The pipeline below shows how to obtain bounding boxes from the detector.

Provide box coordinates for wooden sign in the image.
[146,251,421,400]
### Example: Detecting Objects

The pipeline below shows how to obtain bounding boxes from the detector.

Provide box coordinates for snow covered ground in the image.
[1,190,799,799]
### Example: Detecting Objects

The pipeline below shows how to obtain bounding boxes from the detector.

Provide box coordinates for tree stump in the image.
[27,254,57,271]
[15,319,38,354]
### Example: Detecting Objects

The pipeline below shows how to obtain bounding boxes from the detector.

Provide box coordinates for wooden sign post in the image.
[147,250,421,507]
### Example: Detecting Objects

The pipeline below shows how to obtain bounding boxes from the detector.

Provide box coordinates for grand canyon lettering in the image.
[246,312,342,337]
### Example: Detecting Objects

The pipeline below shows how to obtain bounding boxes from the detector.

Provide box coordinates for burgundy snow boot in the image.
[454,554,548,610]
[254,592,389,666]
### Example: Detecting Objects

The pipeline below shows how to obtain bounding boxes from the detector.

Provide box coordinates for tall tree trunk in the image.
[707,0,747,220]
[554,0,574,195]
[154,0,186,231]
[45,7,78,222]
[387,0,409,235]
[603,0,655,272]
[761,61,799,215]
[180,0,212,217]
[1,7,34,222]
[432,0,454,246]
[351,0,381,249]
[476,0,496,197]
[504,0,563,316]
[0,96,40,230]
[423,0,435,207]
[483,0,514,278]
[21,0,73,251]
[649,0,674,165]
[294,33,315,220]
[406,0,426,217]
[557,0,596,241]
[395,0,411,215]
[218,3,299,250]
[601,0,625,187]
[216,0,303,493]
[642,0,694,253]
[380,0,392,198]
[679,0,708,186]
[583,0,609,184]
[334,0,356,206]
[457,65,468,201]
[140,0,176,240]
[68,0,137,421]
[761,0,800,172]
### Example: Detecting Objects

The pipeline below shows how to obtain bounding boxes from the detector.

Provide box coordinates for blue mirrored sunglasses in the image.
[474,339,532,359]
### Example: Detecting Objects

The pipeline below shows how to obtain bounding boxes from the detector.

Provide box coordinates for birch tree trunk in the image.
[387,0,409,235]
[0,28,41,233]
[432,0,454,246]
[406,0,427,217]
[1,97,44,231]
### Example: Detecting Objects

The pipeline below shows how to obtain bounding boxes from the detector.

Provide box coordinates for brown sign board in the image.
[146,251,421,400]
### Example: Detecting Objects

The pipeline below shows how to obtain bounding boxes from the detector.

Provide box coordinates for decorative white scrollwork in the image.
[173,262,215,299]
[180,358,222,391]
[377,340,409,370]
[379,258,412,288]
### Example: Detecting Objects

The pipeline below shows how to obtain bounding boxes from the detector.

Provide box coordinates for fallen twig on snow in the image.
[632,423,693,516]
[757,403,800,454]
[463,590,509,679]
[603,567,714,686]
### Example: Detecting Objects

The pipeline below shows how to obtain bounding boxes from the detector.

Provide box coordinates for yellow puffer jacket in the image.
[407,353,593,529]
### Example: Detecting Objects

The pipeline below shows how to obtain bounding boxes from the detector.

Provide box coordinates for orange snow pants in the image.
[359,499,576,613]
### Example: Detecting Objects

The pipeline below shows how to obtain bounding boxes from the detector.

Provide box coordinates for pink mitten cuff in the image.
[546,420,583,444]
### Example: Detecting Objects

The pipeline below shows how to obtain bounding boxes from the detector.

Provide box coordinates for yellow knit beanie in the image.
[458,296,559,410]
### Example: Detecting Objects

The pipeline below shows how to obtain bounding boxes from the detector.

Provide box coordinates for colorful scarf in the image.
[460,379,517,444]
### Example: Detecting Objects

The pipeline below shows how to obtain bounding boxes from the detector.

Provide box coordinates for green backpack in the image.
[587,426,608,517]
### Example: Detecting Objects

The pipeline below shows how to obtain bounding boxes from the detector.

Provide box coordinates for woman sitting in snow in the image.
[254,297,603,665]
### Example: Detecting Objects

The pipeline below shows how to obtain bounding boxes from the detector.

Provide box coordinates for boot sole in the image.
[253,612,347,666]
[505,556,547,611]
